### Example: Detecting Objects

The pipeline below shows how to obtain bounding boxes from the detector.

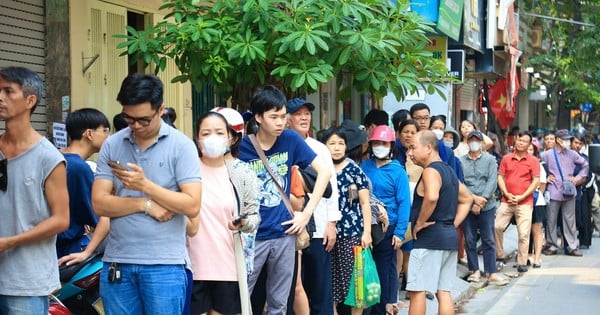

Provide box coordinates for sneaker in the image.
[517,265,528,273]
[496,261,506,272]
[566,249,583,257]
[488,276,509,286]
[467,272,481,283]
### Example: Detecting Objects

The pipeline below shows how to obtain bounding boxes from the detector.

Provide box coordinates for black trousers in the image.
[577,187,595,247]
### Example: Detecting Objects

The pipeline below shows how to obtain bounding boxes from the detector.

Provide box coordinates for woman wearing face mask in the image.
[187,111,259,315]
[361,125,411,315]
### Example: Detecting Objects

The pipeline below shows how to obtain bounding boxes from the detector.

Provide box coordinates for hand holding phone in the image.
[108,160,129,171]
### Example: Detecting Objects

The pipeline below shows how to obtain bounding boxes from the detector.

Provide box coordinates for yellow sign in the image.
[424,36,447,62]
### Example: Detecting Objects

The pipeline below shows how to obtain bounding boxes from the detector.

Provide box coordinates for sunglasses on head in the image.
[0,158,6,191]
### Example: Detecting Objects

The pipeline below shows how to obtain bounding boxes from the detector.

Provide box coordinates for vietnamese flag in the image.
[488,78,515,129]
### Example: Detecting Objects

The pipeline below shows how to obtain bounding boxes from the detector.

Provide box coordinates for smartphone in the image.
[232,213,249,225]
[108,160,128,171]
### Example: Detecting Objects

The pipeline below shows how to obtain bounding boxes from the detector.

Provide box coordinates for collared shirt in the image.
[541,148,589,201]
[459,151,498,211]
[95,122,202,265]
[498,152,540,205]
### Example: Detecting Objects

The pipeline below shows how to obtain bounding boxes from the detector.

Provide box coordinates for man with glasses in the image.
[0,66,70,314]
[92,73,202,314]
[56,108,111,267]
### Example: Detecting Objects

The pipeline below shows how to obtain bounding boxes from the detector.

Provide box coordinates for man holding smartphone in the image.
[91,73,202,314]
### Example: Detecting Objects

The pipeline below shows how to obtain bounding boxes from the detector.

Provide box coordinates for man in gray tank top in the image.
[0,66,70,314]
[92,74,202,314]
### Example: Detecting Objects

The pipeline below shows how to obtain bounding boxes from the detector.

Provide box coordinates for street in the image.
[458,231,600,314]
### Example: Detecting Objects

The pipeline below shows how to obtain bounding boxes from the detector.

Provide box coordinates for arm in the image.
[497,174,513,200]
[358,188,372,248]
[238,171,260,234]
[454,182,474,227]
[572,153,590,185]
[0,163,70,252]
[516,177,540,203]
[58,216,110,266]
[482,134,494,151]
[393,171,411,244]
[412,167,441,239]
[186,215,200,236]
[323,167,340,252]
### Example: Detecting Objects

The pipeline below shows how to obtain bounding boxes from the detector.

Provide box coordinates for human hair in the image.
[398,119,419,134]
[529,142,540,158]
[195,111,231,157]
[518,130,533,143]
[363,109,389,128]
[391,109,410,132]
[459,119,477,141]
[162,107,177,126]
[409,103,430,117]
[250,85,286,117]
[322,127,348,147]
[543,130,555,138]
[417,130,439,152]
[112,113,128,132]
[0,66,44,114]
[116,73,163,110]
[65,108,110,141]
[430,115,446,129]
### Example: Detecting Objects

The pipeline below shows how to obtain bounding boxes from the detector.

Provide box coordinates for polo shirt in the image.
[498,152,540,205]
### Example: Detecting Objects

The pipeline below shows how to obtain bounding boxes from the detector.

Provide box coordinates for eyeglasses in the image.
[0,158,6,191]
[413,116,430,122]
[95,127,110,134]
[121,111,159,127]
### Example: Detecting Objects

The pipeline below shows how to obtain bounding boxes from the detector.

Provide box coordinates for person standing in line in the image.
[571,133,595,249]
[361,125,411,315]
[541,129,589,256]
[287,98,341,315]
[238,86,331,315]
[0,66,70,313]
[495,131,540,272]
[406,130,472,315]
[92,73,202,314]
[460,131,508,286]
[57,108,111,266]
[187,112,259,315]
[323,127,372,315]
[527,143,547,268]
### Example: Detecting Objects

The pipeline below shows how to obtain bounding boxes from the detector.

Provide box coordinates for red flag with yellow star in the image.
[488,78,515,129]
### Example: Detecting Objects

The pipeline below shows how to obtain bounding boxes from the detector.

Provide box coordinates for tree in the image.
[116,0,451,107]
[523,0,600,130]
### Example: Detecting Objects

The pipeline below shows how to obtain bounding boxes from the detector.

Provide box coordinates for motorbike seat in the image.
[59,251,102,282]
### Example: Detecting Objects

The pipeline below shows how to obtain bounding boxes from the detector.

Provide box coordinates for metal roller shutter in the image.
[0,0,46,134]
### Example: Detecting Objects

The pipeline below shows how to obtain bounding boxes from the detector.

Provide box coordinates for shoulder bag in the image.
[553,149,577,198]
[248,134,310,250]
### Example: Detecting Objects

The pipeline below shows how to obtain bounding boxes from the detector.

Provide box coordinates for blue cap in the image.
[286,98,315,113]
[467,130,483,140]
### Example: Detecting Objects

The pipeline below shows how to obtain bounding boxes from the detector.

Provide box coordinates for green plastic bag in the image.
[344,246,381,308]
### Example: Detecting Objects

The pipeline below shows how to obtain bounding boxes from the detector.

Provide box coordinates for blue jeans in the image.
[302,238,334,315]
[369,225,398,315]
[100,263,187,315]
[463,208,497,274]
[0,295,48,314]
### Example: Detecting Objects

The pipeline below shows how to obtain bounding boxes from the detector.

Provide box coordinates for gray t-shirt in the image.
[0,138,65,296]
[95,122,201,265]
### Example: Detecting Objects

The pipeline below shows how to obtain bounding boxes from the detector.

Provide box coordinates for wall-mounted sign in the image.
[425,36,448,62]
[448,50,465,83]
[463,0,484,51]
[437,0,464,41]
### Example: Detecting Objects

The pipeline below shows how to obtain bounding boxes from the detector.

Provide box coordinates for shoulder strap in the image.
[552,148,564,180]
[248,134,294,217]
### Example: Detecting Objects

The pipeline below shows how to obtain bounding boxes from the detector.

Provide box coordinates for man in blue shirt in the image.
[238,86,331,314]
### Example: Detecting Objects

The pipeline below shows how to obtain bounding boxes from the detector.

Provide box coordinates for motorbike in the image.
[52,251,104,315]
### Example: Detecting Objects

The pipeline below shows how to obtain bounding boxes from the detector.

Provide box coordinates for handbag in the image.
[350,184,386,246]
[248,134,310,250]
[552,149,577,198]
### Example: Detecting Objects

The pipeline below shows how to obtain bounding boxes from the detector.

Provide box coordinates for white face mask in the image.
[443,140,454,148]
[562,139,571,149]
[468,141,482,152]
[372,145,390,159]
[200,135,228,157]
[431,129,444,140]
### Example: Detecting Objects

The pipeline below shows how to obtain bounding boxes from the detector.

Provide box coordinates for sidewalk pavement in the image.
[397,225,519,315]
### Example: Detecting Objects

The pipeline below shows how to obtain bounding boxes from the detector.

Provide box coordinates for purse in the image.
[248,134,311,250]
[552,149,577,198]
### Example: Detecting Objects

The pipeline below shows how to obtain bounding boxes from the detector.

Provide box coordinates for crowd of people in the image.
[1,66,599,315]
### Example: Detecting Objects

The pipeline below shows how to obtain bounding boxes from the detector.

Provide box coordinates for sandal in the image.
[467,272,481,282]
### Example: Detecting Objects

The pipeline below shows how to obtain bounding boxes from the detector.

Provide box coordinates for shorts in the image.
[532,205,546,224]
[190,280,241,315]
[406,248,457,293]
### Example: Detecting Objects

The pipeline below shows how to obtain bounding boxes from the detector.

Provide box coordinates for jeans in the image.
[100,263,187,315]
[463,208,497,274]
[302,238,334,315]
[0,295,48,315]
[369,225,398,315]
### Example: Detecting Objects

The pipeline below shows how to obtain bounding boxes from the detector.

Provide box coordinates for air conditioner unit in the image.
[531,27,542,48]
